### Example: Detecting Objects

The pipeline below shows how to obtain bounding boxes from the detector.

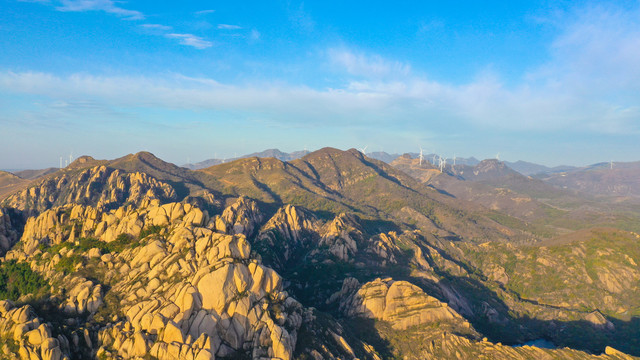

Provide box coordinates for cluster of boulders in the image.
[0,301,68,360]
[5,198,315,359]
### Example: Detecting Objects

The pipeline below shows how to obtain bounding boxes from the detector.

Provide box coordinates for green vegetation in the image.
[0,260,49,301]
[42,234,141,258]
[0,335,19,359]
[139,225,164,239]
[54,254,84,275]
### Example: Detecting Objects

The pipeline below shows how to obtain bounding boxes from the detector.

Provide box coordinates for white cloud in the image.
[2,4,639,136]
[1,69,637,135]
[217,24,242,30]
[195,9,215,15]
[140,23,172,31]
[328,49,411,79]
[165,34,213,49]
[56,0,144,20]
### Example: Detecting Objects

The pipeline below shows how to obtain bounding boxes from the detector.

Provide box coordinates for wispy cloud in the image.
[140,23,172,31]
[2,3,639,136]
[328,49,411,79]
[250,29,261,41]
[287,2,314,32]
[56,0,144,20]
[1,67,637,136]
[217,24,242,30]
[165,33,213,49]
[195,9,215,15]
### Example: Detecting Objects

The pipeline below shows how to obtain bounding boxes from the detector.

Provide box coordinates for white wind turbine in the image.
[419,147,424,166]
[496,152,500,161]
[358,146,368,155]
[439,156,446,173]
[432,154,437,165]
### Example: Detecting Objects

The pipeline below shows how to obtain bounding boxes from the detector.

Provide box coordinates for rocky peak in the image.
[215,196,263,236]
[67,155,103,170]
[254,205,320,268]
[318,213,364,262]
[2,166,177,215]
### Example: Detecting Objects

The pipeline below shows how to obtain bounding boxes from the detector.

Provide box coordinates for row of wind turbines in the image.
[59,152,74,169]
[358,146,458,173]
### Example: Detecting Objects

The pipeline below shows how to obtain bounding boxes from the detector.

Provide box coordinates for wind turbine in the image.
[453,154,457,166]
[496,152,500,161]
[59,157,62,169]
[439,156,446,173]
[419,147,424,166]
[610,160,613,170]
[358,146,368,155]
[432,154,437,165]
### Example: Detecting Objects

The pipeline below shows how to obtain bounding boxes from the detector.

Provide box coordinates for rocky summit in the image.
[0,149,638,360]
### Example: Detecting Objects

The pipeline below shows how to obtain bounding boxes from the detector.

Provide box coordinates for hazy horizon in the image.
[2,1,639,169]
[1,146,634,172]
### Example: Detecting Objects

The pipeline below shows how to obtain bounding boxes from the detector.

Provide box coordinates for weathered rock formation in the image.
[3,166,176,215]
[333,277,466,330]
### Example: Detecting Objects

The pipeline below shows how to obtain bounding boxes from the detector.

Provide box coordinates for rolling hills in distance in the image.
[0,147,639,359]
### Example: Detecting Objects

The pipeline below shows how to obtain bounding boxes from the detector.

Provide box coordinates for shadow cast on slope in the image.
[418,268,640,356]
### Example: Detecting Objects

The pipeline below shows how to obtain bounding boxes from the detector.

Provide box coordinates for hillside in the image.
[505,160,577,176]
[0,171,30,200]
[392,157,640,236]
[536,161,640,198]
[13,167,59,181]
[0,149,638,359]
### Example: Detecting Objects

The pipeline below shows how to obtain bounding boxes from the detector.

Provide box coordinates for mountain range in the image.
[0,148,638,359]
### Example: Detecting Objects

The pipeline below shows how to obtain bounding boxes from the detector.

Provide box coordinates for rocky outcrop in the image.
[255,205,319,267]
[0,207,20,255]
[96,227,304,359]
[318,213,363,262]
[60,277,104,315]
[333,277,466,330]
[3,166,177,215]
[5,199,309,359]
[0,301,70,360]
[214,196,263,236]
[11,201,211,256]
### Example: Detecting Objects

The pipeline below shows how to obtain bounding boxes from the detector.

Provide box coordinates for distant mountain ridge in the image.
[534,160,640,197]
[504,160,577,176]
[183,148,311,169]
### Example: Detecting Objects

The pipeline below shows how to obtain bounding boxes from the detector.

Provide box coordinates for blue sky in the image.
[1,0,639,169]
